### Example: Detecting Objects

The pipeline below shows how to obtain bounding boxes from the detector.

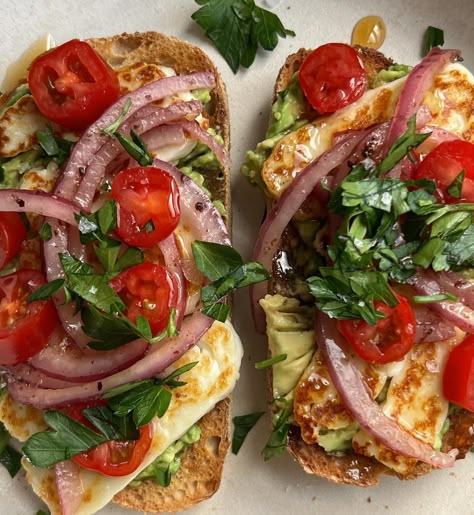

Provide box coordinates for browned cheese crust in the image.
[268,46,474,486]
[85,32,233,511]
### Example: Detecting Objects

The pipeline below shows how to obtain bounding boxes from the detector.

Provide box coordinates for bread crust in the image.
[267,47,474,486]
[84,31,232,512]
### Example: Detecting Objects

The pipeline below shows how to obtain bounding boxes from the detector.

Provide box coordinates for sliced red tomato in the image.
[111,167,180,248]
[298,43,367,114]
[28,39,120,130]
[0,212,26,270]
[65,400,153,477]
[336,293,416,364]
[443,334,474,412]
[415,140,474,202]
[110,262,178,335]
[0,270,58,365]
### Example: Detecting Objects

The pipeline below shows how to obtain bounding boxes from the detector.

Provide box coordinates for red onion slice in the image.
[8,313,212,408]
[315,311,457,468]
[434,271,474,309]
[0,190,79,225]
[153,158,230,245]
[180,120,231,169]
[6,364,83,388]
[250,130,370,332]
[142,124,186,151]
[29,332,148,382]
[410,270,474,333]
[74,100,204,209]
[384,48,461,152]
[55,460,84,515]
[413,303,456,343]
[158,235,187,328]
[56,73,215,200]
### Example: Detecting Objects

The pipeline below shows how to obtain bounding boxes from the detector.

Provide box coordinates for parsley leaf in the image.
[424,25,444,55]
[105,362,198,426]
[0,423,21,478]
[59,253,125,314]
[377,115,431,175]
[192,0,295,73]
[231,411,264,454]
[27,278,65,302]
[38,222,52,241]
[447,170,465,198]
[36,123,74,166]
[113,130,153,166]
[262,398,291,461]
[192,240,243,280]
[255,353,287,369]
[192,241,270,322]
[307,268,398,324]
[23,411,108,468]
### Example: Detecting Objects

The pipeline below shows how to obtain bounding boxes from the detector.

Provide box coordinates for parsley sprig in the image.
[192,241,270,322]
[308,115,474,324]
[23,362,198,468]
[192,0,295,73]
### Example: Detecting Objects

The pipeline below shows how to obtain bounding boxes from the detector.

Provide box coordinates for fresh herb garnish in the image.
[262,398,291,461]
[113,130,153,166]
[36,123,74,167]
[446,170,465,199]
[412,293,457,303]
[307,269,398,325]
[377,115,431,175]
[38,222,52,241]
[255,353,287,369]
[192,241,270,321]
[191,0,295,73]
[0,423,21,478]
[27,278,65,302]
[102,98,132,136]
[23,411,109,468]
[104,362,198,427]
[231,412,265,454]
[424,25,444,55]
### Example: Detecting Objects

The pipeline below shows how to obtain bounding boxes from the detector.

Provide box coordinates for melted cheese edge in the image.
[263,62,474,198]
[14,320,242,515]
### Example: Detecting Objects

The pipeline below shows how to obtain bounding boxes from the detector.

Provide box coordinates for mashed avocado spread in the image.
[131,424,201,487]
[241,63,412,189]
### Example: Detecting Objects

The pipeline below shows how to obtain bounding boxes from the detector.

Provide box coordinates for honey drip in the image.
[351,16,386,50]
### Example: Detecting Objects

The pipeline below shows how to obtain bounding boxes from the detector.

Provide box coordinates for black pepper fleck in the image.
[14,197,25,207]
[97,382,103,391]
[79,166,86,176]
[195,202,204,212]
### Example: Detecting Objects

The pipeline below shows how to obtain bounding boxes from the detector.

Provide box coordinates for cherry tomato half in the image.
[0,212,26,270]
[0,270,58,365]
[336,293,416,364]
[111,167,180,248]
[415,140,474,203]
[298,43,367,114]
[65,400,153,477]
[110,262,178,335]
[443,334,474,412]
[28,39,120,130]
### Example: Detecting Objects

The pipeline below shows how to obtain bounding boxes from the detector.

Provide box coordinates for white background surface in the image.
[0,0,473,514]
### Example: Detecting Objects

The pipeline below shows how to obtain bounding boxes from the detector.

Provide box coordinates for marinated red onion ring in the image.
[8,312,212,408]
[384,48,461,152]
[410,270,474,333]
[55,460,84,515]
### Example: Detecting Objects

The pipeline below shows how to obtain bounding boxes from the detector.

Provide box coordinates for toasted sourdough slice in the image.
[90,31,233,512]
[265,47,474,485]
[0,32,234,512]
